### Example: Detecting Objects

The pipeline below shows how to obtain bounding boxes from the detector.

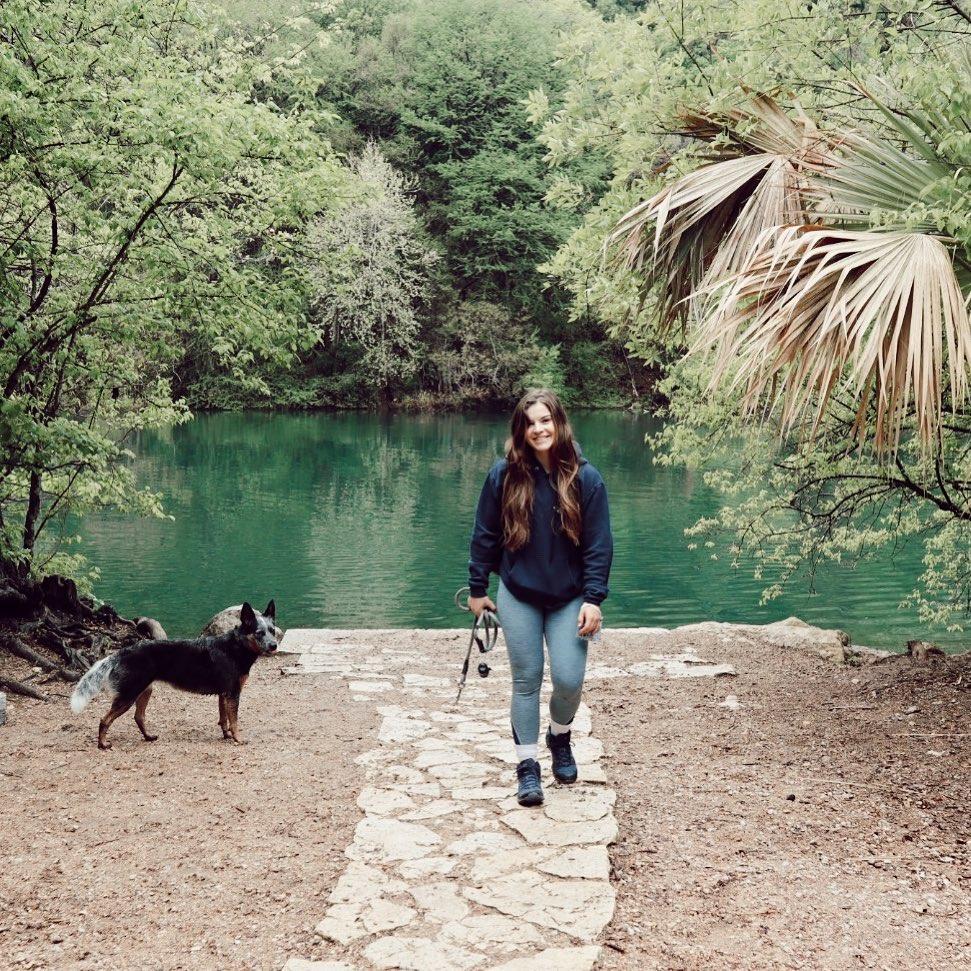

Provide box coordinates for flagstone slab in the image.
[357,787,417,816]
[415,736,462,751]
[464,871,615,941]
[457,720,500,733]
[448,729,506,743]
[398,855,458,879]
[404,673,452,687]
[373,765,426,786]
[584,665,628,680]
[536,845,610,881]
[315,898,417,945]
[469,843,609,884]
[427,761,496,785]
[349,817,442,861]
[542,786,615,823]
[410,881,471,921]
[574,762,607,784]
[570,704,593,735]
[442,913,544,951]
[500,810,617,847]
[413,748,470,769]
[469,847,555,884]
[446,831,522,857]
[328,862,409,905]
[571,736,604,765]
[363,936,485,970]
[451,786,511,802]
[379,717,432,743]
[402,798,462,821]
[473,739,519,764]
[628,658,736,678]
[391,781,442,797]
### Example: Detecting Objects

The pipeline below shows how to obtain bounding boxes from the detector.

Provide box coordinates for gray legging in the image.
[497,579,589,746]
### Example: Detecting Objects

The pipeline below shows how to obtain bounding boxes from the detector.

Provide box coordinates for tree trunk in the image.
[22,470,42,552]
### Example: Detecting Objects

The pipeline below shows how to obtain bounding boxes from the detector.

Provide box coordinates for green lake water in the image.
[76,411,966,650]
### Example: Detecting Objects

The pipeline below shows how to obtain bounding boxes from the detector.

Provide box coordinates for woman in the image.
[467,389,613,807]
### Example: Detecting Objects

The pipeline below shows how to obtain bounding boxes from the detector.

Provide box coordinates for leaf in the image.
[695,228,971,456]
[607,94,835,330]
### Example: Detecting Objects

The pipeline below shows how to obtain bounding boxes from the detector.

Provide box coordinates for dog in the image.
[70,601,277,749]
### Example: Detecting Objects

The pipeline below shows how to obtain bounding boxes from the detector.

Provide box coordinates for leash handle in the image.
[454,586,501,703]
[473,609,500,654]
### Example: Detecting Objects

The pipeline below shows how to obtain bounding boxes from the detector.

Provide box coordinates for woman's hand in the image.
[577,602,602,638]
[468,595,497,618]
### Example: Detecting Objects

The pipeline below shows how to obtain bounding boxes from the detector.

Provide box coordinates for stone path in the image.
[279,629,735,971]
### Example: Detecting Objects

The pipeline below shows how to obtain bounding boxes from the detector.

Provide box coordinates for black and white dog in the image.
[71,601,278,749]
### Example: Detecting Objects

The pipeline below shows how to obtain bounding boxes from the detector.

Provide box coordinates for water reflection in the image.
[76,411,965,649]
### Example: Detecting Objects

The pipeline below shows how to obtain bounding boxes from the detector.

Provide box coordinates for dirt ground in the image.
[592,629,970,970]
[0,627,968,970]
[0,654,375,970]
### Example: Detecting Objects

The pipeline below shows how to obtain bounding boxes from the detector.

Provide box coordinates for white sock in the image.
[515,743,538,762]
[549,718,572,736]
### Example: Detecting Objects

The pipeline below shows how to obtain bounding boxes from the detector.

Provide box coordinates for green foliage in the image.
[419,301,556,407]
[213,0,631,406]
[653,357,971,631]
[0,0,351,570]
[540,1,971,627]
[538,0,953,361]
[307,143,437,400]
[395,0,592,319]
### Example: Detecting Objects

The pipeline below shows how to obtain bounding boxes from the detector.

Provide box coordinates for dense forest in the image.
[3,0,971,627]
[183,0,642,412]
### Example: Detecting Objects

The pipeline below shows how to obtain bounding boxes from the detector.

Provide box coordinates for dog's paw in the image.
[98,740,113,750]
[144,734,159,742]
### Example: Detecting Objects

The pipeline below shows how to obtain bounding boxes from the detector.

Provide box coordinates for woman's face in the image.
[524,402,556,456]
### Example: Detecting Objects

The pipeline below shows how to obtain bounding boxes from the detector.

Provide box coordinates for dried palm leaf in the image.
[607,95,836,331]
[695,228,971,456]
[812,130,951,230]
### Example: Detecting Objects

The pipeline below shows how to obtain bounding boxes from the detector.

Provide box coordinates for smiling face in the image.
[524,402,556,457]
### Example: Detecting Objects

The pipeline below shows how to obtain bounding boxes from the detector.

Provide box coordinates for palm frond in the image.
[813,132,949,230]
[694,228,971,456]
[608,95,835,331]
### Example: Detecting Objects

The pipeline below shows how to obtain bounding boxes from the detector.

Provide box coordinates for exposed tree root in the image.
[0,675,47,701]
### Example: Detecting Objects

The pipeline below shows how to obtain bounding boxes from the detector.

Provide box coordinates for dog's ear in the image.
[240,602,257,631]
[263,599,275,621]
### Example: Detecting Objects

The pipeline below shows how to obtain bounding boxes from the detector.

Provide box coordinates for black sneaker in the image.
[515,758,544,806]
[546,727,578,784]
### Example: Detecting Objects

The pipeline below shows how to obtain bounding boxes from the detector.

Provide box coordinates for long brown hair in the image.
[502,389,582,551]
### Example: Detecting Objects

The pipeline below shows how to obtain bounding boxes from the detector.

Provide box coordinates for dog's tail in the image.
[70,654,120,714]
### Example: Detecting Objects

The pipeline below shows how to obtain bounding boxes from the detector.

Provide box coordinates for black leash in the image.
[453,586,500,704]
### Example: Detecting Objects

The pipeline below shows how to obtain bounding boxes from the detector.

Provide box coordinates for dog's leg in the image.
[226,695,244,744]
[218,695,232,739]
[98,693,137,750]
[134,687,158,742]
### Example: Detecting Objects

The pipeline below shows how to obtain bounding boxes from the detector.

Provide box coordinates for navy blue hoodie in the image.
[468,453,613,609]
